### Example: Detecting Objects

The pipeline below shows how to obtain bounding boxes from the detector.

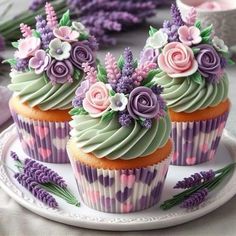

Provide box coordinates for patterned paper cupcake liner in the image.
[68,153,172,213]
[11,109,70,163]
[171,111,229,166]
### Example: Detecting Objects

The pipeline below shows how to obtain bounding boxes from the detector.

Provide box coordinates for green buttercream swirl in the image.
[8,71,82,110]
[155,72,229,113]
[70,114,171,160]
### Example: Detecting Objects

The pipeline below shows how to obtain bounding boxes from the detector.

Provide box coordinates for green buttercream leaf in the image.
[190,72,203,85]
[117,55,124,70]
[201,36,211,44]
[73,69,81,80]
[11,41,19,48]
[69,107,88,116]
[142,69,162,86]
[59,10,71,27]
[227,58,235,65]
[149,26,158,37]
[201,24,213,38]
[97,64,107,83]
[101,110,115,122]
[79,33,89,40]
[109,89,116,96]
[32,30,41,38]
[2,58,17,66]
[192,47,200,54]
[195,20,201,30]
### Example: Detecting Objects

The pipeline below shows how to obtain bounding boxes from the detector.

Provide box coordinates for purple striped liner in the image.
[68,148,172,213]
[11,109,70,164]
[171,111,229,166]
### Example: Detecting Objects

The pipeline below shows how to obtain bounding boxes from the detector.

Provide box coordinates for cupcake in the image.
[143,5,232,166]
[7,3,97,163]
[67,48,173,213]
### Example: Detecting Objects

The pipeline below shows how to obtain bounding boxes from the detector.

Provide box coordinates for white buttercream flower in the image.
[109,93,128,111]
[212,36,229,53]
[146,30,168,49]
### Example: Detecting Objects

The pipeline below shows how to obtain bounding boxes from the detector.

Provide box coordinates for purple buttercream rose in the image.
[139,48,159,65]
[196,44,222,83]
[127,87,159,120]
[47,59,74,84]
[70,42,95,70]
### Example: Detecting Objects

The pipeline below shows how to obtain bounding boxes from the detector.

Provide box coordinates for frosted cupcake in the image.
[67,48,173,213]
[7,3,97,163]
[143,5,232,166]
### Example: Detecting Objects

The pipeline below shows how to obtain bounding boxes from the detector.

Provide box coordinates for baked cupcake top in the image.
[7,3,97,111]
[70,48,171,160]
[143,5,233,113]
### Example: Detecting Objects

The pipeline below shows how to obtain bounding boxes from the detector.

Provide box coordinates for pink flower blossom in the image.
[15,37,41,59]
[20,23,33,38]
[158,42,198,78]
[53,26,79,42]
[83,82,110,117]
[29,50,51,74]
[178,25,202,46]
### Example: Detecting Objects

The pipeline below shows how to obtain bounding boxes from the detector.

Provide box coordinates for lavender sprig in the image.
[174,170,215,189]
[180,188,208,209]
[11,152,80,208]
[24,158,67,188]
[15,172,58,208]
[161,163,236,210]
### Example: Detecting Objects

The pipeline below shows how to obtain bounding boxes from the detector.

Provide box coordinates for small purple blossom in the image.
[181,188,208,208]
[72,97,83,107]
[174,170,215,189]
[73,79,91,107]
[139,47,159,65]
[152,85,164,95]
[15,172,58,208]
[10,151,20,162]
[118,111,132,127]
[142,118,152,129]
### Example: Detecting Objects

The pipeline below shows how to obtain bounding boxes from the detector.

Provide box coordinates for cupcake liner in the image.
[171,111,229,166]
[11,109,70,163]
[69,153,172,213]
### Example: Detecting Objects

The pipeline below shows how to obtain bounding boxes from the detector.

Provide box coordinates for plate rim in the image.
[0,124,236,231]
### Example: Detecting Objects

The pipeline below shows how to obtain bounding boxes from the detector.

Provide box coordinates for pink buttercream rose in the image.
[83,82,110,117]
[15,37,41,59]
[158,42,198,78]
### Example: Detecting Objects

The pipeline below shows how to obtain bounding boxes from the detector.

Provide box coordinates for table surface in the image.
[0,1,236,236]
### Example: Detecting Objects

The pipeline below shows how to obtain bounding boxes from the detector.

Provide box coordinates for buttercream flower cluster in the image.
[7,3,97,85]
[145,4,234,84]
[70,48,167,129]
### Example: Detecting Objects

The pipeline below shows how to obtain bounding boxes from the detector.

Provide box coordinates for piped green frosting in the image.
[155,72,229,113]
[70,114,171,160]
[8,71,82,110]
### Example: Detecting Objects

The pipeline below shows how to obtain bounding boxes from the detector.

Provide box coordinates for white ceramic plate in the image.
[0,125,236,231]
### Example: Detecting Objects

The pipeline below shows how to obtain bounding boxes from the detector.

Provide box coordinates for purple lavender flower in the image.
[29,0,47,11]
[14,59,29,72]
[116,48,135,94]
[72,97,83,107]
[118,111,132,127]
[142,119,152,129]
[23,166,50,184]
[162,4,184,42]
[152,85,164,95]
[35,15,54,49]
[10,151,20,162]
[15,173,58,208]
[174,170,215,189]
[181,188,208,208]
[24,159,67,188]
